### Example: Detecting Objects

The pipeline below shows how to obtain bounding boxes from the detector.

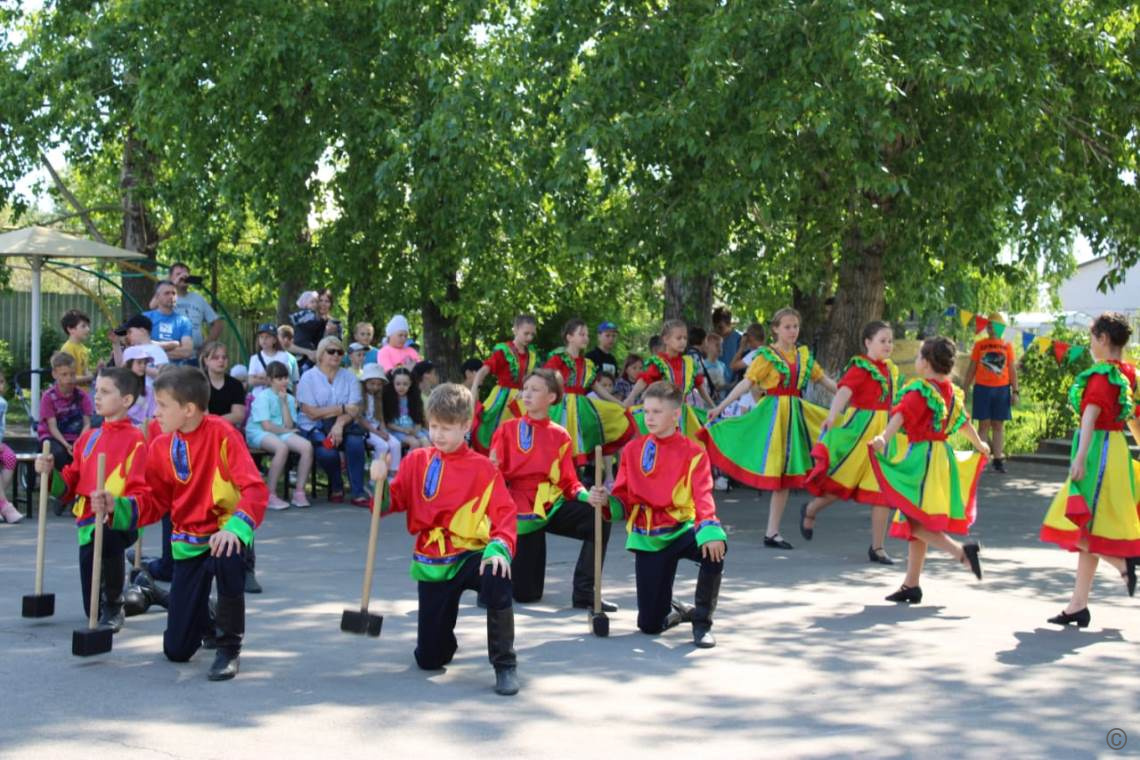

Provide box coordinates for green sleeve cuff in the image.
[695,522,728,546]
[481,538,512,564]
[111,496,138,532]
[50,471,67,498]
[575,487,591,503]
[607,495,624,523]
[222,512,256,546]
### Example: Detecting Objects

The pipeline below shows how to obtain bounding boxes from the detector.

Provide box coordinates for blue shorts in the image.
[972,384,1012,422]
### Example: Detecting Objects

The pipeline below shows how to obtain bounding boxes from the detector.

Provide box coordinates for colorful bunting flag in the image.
[1052,341,1070,364]
[974,316,990,334]
[1066,345,1086,364]
[944,306,958,317]
[1021,331,1035,350]
[992,321,1006,338]
[958,309,974,329]
[1034,336,1051,355]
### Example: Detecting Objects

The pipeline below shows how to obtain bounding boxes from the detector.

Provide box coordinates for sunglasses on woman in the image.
[325,348,345,356]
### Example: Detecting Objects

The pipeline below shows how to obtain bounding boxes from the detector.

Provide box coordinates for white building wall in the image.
[1059,258,1140,316]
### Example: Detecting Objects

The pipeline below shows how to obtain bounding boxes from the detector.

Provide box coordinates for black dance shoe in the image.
[868,546,894,565]
[962,543,983,580]
[885,585,922,604]
[1047,608,1090,628]
[693,626,716,649]
[764,534,794,550]
[799,503,814,541]
[1125,558,1138,598]
[494,667,520,696]
[207,650,240,681]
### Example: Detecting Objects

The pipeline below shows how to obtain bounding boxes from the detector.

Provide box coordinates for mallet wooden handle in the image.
[33,440,51,595]
[87,454,106,631]
[593,446,604,615]
[360,482,385,611]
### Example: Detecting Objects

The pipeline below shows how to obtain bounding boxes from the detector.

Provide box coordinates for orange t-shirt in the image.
[970,338,1014,387]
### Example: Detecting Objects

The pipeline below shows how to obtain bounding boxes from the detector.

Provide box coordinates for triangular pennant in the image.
[992,321,1006,338]
[944,305,958,317]
[975,316,990,334]
[1053,341,1070,364]
[1021,331,1035,350]
[1065,345,1086,364]
[1034,336,1051,355]
[958,309,974,329]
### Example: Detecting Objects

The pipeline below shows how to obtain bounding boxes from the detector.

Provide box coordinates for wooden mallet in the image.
[340,482,386,636]
[588,445,609,637]
[22,441,55,618]
[72,454,113,657]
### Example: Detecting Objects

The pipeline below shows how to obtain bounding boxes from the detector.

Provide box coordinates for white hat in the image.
[360,363,387,382]
[348,342,366,353]
[230,364,249,381]
[385,314,410,337]
[122,346,154,363]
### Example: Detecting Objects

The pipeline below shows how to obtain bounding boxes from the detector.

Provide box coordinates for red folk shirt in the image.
[838,357,898,411]
[1080,360,1138,431]
[638,352,706,391]
[544,352,591,394]
[892,378,965,443]
[491,415,589,535]
[483,342,534,389]
[53,417,148,546]
[610,432,726,552]
[142,415,268,559]
[388,444,517,581]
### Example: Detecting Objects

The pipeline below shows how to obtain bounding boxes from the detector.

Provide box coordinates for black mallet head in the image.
[72,626,113,657]
[341,608,383,637]
[22,593,55,618]
[589,610,610,638]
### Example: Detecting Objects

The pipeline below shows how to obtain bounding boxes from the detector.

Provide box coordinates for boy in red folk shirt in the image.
[609,381,726,648]
[491,369,614,610]
[370,383,520,696]
[97,366,267,681]
[35,367,148,633]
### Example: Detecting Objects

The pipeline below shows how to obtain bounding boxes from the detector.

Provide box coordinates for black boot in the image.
[691,562,722,649]
[243,541,262,594]
[571,518,617,611]
[208,594,244,681]
[486,606,518,696]
[662,599,694,631]
[97,552,127,633]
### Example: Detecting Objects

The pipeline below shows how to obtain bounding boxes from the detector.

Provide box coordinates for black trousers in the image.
[416,555,515,671]
[148,515,255,583]
[634,529,724,634]
[47,438,73,474]
[78,527,136,617]
[164,549,246,662]
[513,500,610,605]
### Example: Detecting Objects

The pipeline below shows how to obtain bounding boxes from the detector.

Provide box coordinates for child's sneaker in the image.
[0,500,23,523]
[267,495,291,511]
[291,490,311,508]
[714,476,729,491]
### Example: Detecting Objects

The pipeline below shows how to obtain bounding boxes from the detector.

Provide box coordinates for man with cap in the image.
[964,311,1018,473]
[586,321,620,379]
[143,280,195,364]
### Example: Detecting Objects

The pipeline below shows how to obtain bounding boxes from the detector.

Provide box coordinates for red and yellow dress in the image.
[471,342,538,454]
[491,415,590,535]
[806,355,902,505]
[699,345,828,490]
[387,444,517,580]
[610,432,727,551]
[631,352,708,439]
[142,416,268,556]
[53,418,150,544]
[1040,360,1140,557]
[869,378,986,540]
[541,349,635,464]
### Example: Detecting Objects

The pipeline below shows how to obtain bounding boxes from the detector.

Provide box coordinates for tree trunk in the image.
[422,274,462,382]
[663,271,714,328]
[818,227,886,373]
[119,129,159,318]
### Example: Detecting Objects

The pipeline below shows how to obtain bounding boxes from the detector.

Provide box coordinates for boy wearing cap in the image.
[248,322,299,393]
[587,321,620,378]
[965,313,1018,473]
[347,342,368,377]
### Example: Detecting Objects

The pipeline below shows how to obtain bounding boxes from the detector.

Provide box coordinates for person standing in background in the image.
[586,321,620,378]
[964,312,1018,473]
[712,307,743,382]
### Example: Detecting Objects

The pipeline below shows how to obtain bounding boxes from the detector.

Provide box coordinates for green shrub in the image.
[1016,320,1091,440]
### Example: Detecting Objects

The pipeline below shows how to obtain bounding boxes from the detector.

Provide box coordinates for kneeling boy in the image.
[608,381,726,647]
[371,383,520,695]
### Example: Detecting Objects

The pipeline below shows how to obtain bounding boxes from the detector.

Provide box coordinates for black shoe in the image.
[494,667,520,696]
[97,607,125,633]
[244,571,263,594]
[799,503,814,541]
[693,626,716,648]
[763,534,794,550]
[962,542,983,580]
[991,458,1006,473]
[1125,558,1138,598]
[868,546,894,565]
[123,585,150,617]
[662,600,694,631]
[207,650,240,681]
[572,598,619,613]
[1047,608,1090,628]
[885,585,922,604]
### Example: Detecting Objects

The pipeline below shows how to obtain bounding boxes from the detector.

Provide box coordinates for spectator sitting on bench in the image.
[0,369,20,523]
[245,361,312,509]
[38,352,93,480]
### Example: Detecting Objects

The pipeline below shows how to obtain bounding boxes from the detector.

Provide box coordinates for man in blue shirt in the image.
[143,280,195,364]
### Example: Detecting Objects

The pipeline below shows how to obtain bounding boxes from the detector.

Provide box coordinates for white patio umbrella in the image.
[0,226,147,423]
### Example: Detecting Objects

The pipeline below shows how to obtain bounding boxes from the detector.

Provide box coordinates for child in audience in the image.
[384,367,431,450]
[615,354,643,401]
[38,352,93,475]
[0,370,20,523]
[359,363,401,478]
[245,361,312,509]
[60,309,95,393]
[248,323,300,393]
[348,342,368,378]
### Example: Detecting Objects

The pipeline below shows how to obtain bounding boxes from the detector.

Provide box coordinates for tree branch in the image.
[39,151,111,243]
